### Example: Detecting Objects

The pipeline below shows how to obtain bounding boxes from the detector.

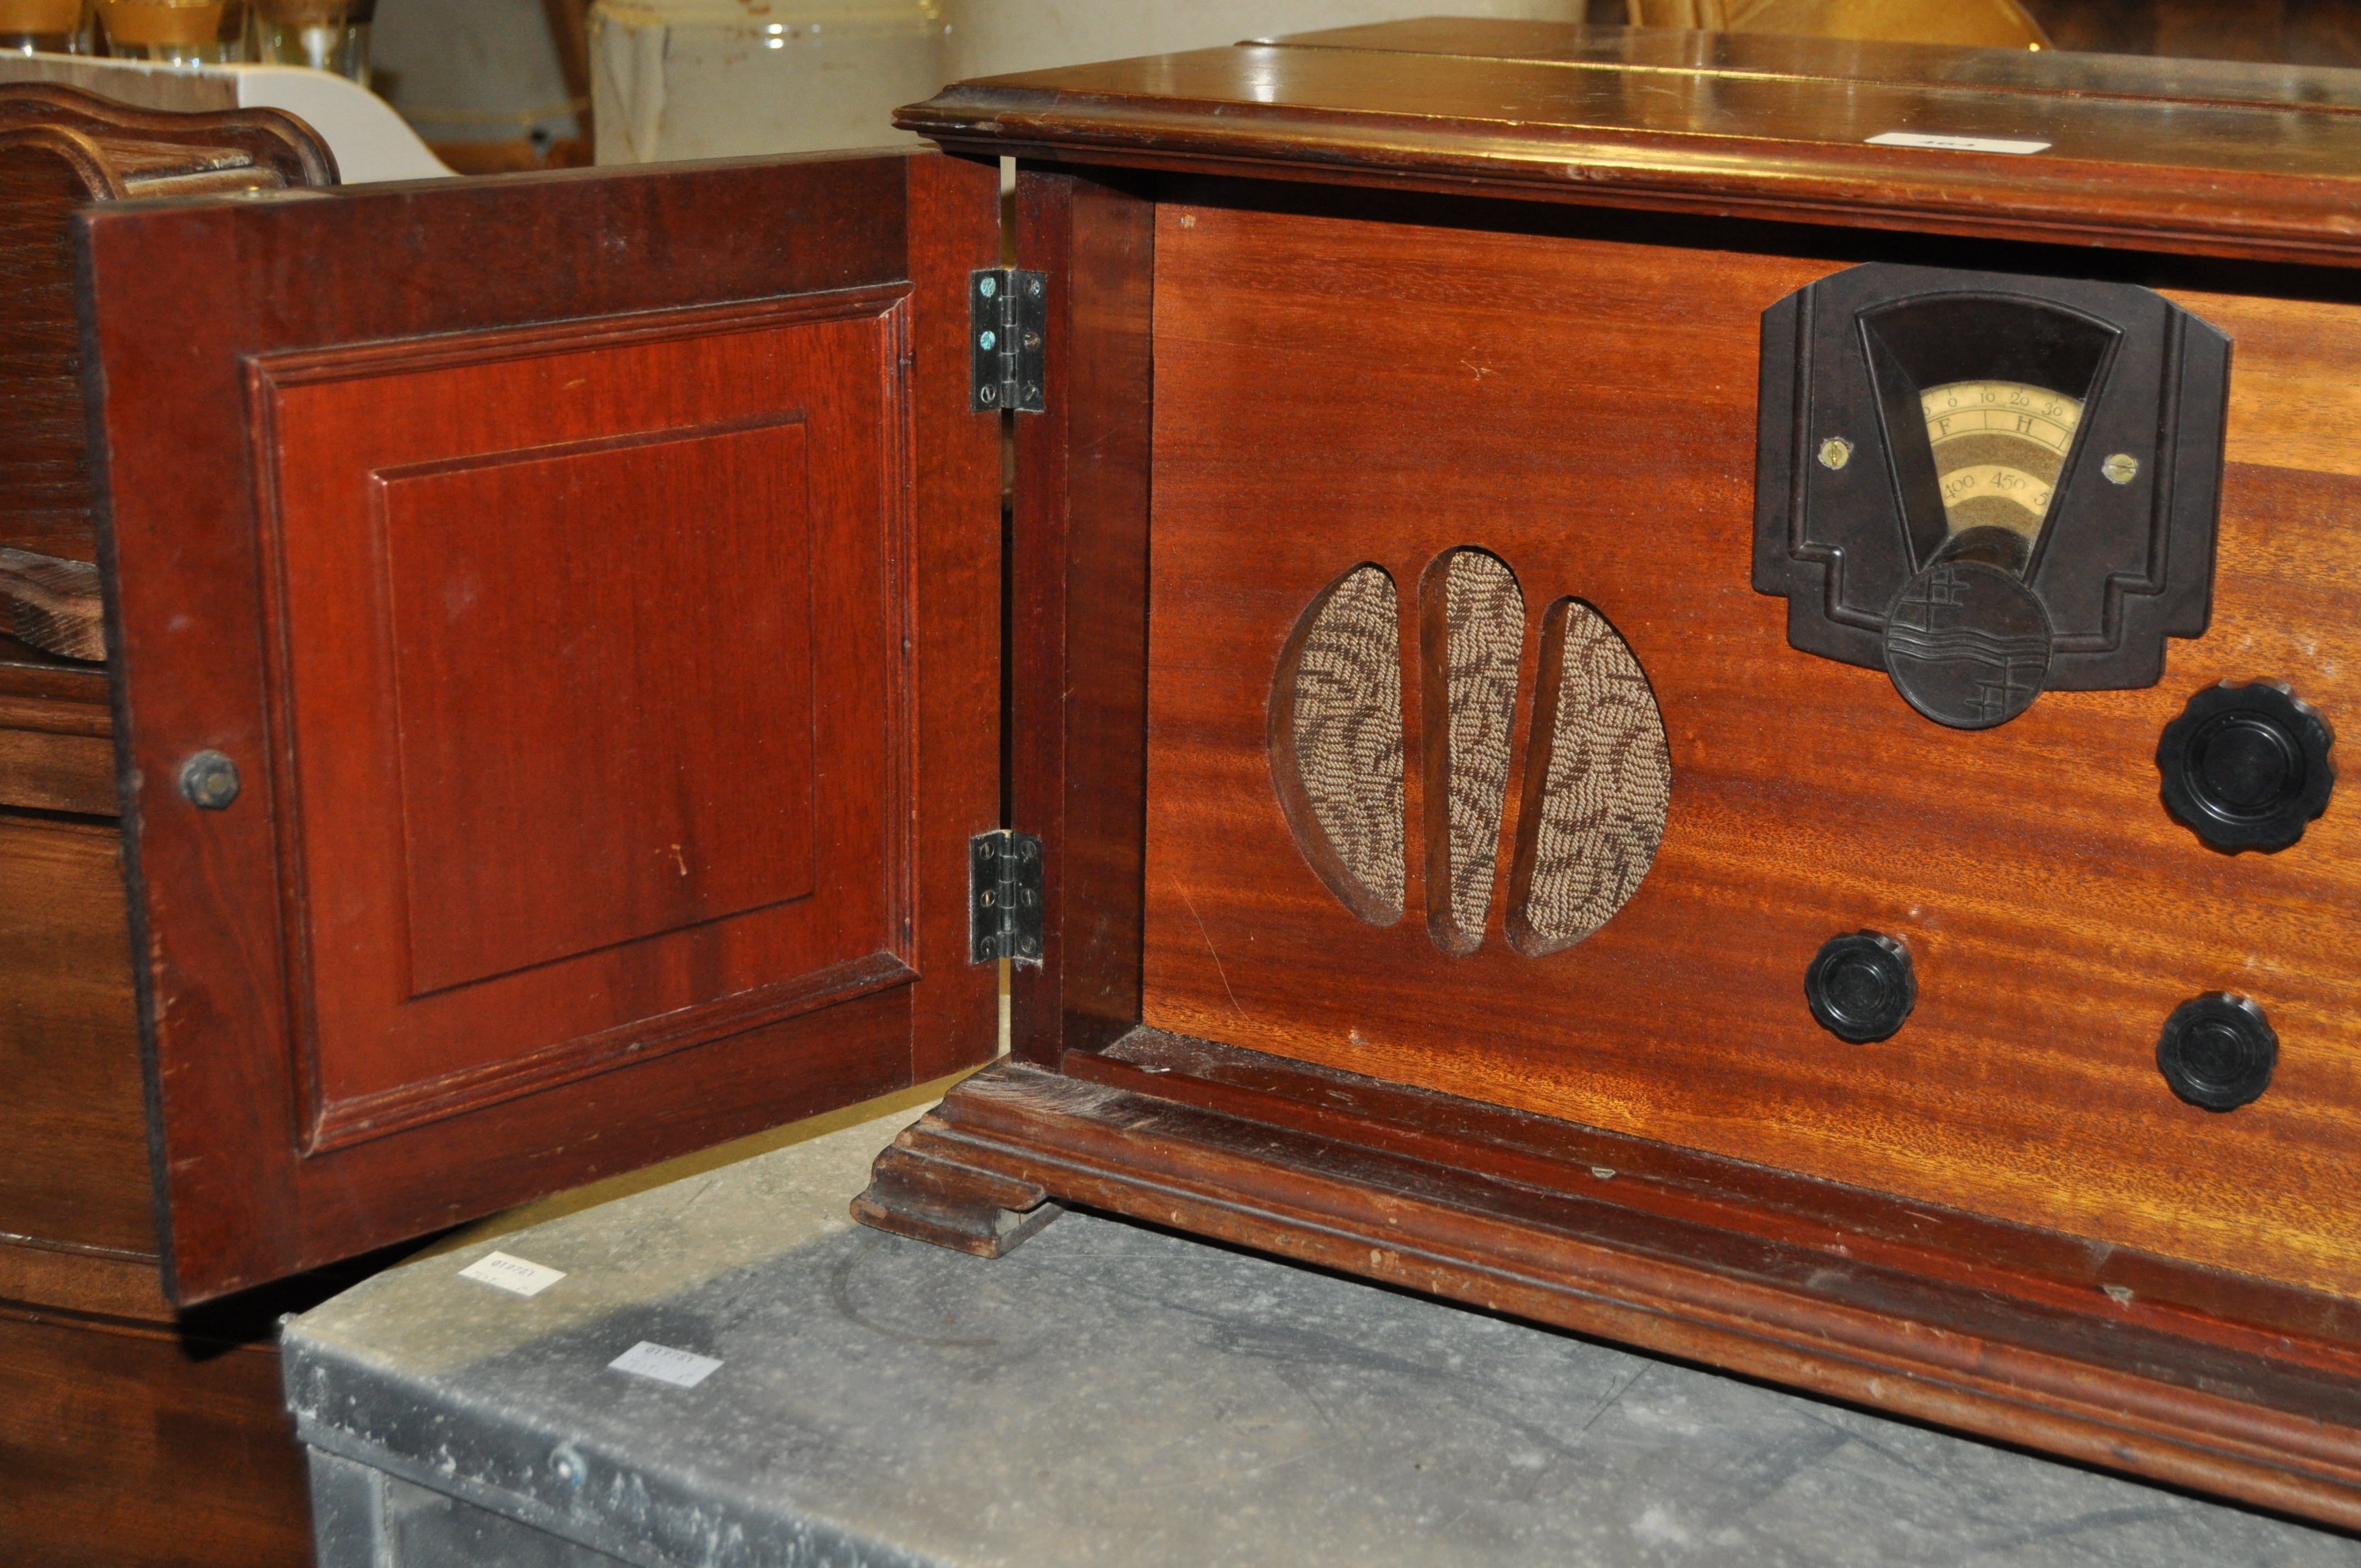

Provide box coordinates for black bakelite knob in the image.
[2157,680,2333,852]
[1804,931,1917,1043]
[2157,993,2277,1111]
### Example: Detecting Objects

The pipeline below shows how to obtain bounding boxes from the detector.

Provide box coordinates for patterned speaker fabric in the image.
[1273,554,1668,955]
[1287,565,1404,917]
[1441,551,1525,942]
[1521,602,1671,952]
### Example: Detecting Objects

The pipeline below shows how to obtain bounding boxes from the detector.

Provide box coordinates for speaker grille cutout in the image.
[1271,557,1668,955]
[1509,599,1670,957]
[1426,549,1525,951]
[1270,564,1404,922]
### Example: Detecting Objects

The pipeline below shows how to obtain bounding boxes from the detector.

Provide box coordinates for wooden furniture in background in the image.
[0,638,321,1568]
[0,89,341,1567]
[0,85,334,658]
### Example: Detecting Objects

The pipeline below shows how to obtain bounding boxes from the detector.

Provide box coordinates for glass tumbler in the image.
[99,0,247,62]
[0,0,91,52]
[253,0,362,79]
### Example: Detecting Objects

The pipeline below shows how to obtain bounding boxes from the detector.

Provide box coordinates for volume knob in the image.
[2157,680,2333,853]
[2157,993,2276,1112]
[1804,931,1917,1044]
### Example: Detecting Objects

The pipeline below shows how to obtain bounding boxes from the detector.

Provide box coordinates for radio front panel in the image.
[1140,190,2361,1301]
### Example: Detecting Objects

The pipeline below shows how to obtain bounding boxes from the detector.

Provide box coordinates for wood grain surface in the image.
[0,547,104,661]
[0,1306,310,1567]
[82,149,1000,1302]
[0,814,149,1256]
[904,21,2361,268]
[1270,14,2361,97]
[248,295,908,1151]
[0,88,331,569]
[1138,190,2361,1303]
[1009,167,1155,1066]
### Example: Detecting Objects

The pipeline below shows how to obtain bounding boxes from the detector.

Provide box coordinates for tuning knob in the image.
[1804,931,1916,1043]
[2157,993,2276,1111]
[2157,680,2333,852]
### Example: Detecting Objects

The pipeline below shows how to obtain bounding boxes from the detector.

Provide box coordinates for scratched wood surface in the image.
[1139,192,2361,1300]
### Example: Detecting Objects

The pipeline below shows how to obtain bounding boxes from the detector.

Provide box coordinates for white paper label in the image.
[607,1341,723,1389]
[458,1251,567,1298]
[1868,131,2052,155]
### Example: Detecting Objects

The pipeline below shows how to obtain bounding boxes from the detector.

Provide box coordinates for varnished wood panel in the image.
[1009,168,1155,1065]
[903,24,2361,269]
[906,151,1009,1082]
[0,1307,309,1568]
[0,634,114,813]
[0,144,91,564]
[0,815,150,1256]
[250,296,907,1148]
[1140,194,2361,1302]
[378,420,817,992]
[83,150,1001,1301]
[0,1237,168,1320]
[1274,14,2361,100]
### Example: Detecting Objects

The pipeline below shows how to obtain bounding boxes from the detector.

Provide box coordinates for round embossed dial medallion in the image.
[1883,560,2055,729]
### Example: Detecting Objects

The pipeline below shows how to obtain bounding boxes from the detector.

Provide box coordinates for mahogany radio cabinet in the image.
[25,15,2361,1544]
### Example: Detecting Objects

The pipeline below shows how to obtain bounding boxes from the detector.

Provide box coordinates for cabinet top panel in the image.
[899,19,2361,268]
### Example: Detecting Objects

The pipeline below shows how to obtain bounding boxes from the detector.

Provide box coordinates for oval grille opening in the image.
[1270,561,1668,956]
[1508,598,1670,957]
[1269,563,1404,924]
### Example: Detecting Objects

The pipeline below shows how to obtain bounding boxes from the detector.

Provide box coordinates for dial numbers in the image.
[1919,379,2085,540]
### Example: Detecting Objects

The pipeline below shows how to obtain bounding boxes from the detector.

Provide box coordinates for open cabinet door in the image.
[79,148,1003,1304]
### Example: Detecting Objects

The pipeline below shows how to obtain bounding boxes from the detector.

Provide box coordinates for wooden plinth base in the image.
[855,1027,2361,1529]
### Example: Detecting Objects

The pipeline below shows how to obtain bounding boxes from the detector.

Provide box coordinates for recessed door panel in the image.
[380,419,818,995]
[254,303,899,1148]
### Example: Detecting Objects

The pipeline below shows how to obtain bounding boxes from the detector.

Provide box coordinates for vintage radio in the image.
[57,18,2361,1531]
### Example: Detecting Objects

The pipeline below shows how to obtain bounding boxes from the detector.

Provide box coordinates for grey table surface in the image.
[285,1098,2361,1568]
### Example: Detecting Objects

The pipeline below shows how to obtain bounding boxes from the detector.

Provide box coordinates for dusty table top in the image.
[285,1101,2361,1567]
